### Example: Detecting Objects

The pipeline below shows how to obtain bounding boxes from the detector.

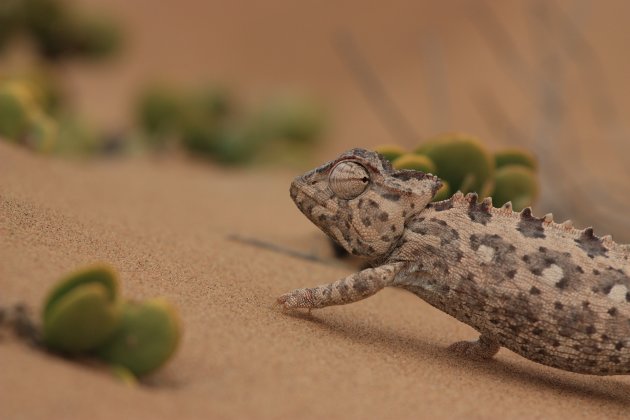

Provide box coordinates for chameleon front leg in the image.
[276,263,404,310]
[448,334,501,360]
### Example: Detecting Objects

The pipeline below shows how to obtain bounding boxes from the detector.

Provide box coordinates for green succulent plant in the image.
[98,298,181,376]
[110,364,138,386]
[374,144,406,162]
[42,266,121,353]
[495,148,538,171]
[21,0,121,61]
[415,133,494,196]
[492,164,539,211]
[137,85,184,141]
[25,111,58,152]
[256,95,325,144]
[0,82,39,140]
[392,153,436,174]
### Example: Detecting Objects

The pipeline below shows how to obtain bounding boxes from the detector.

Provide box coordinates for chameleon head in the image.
[290,148,442,259]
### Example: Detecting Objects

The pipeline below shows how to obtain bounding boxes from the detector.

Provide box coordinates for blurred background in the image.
[2,0,630,239]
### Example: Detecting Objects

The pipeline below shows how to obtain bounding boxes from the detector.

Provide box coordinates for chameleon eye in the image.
[329,161,370,199]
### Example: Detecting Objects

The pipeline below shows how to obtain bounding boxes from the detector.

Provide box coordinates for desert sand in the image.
[2,141,630,420]
[3,1,630,418]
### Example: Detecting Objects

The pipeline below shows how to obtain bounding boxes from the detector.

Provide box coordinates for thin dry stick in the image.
[227,234,341,267]
[332,30,419,147]
[467,0,537,90]
[525,1,630,237]
[472,88,528,147]
[418,31,451,134]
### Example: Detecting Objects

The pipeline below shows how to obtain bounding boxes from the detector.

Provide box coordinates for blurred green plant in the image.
[0,0,122,155]
[376,132,540,210]
[98,299,181,376]
[41,265,181,382]
[0,0,121,61]
[137,84,327,165]
[415,132,494,196]
[42,266,121,352]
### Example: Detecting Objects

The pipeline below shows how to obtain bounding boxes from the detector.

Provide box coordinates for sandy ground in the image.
[2,141,630,420]
[3,2,630,417]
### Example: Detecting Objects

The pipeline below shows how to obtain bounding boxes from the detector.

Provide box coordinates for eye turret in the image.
[329,161,370,199]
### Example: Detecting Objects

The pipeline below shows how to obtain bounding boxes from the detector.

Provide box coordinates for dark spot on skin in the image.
[431,218,448,226]
[616,341,624,351]
[378,212,389,222]
[539,246,547,253]
[574,228,608,259]
[591,267,630,298]
[532,327,543,335]
[552,340,560,347]
[582,301,590,309]
[585,325,596,335]
[523,249,584,291]
[593,269,600,275]
[529,286,541,295]
[507,269,517,279]
[380,235,389,242]
[353,280,370,294]
[608,307,618,316]
[576,266,584,273]
[391,225,396,232]
[391,171,420,181]
[554,301,564,310]
[469,234,518,282]
[517,208,546,239]
[362,217,371,227]
[468,196,492,225]
[601,334,610,342]
[381,192,400,201]
[555,278,570,289]
[609,355,621,364]
[433,199,454,212]
[410,203,415,209]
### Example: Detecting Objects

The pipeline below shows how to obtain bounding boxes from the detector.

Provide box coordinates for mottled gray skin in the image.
[277,148,630,375]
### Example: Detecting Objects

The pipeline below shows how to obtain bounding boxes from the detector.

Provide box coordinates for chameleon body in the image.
[277,148,630,375]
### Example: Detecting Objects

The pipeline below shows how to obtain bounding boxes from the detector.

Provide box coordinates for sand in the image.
[2,141,630,420]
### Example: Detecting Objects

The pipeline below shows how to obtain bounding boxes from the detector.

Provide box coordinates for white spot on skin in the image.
[608,284,628,303]
[477,245,494,263]
[542,264,564,286]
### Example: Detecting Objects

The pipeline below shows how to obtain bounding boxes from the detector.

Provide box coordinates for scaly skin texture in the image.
[277,148,630,375]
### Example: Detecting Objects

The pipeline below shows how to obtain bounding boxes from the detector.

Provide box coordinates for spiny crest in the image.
[520,207,534,219]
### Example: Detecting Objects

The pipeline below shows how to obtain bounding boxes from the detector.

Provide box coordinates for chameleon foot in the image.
[448,334,500,361]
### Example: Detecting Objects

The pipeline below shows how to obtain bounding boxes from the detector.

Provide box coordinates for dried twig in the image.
[332,30,419,146]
